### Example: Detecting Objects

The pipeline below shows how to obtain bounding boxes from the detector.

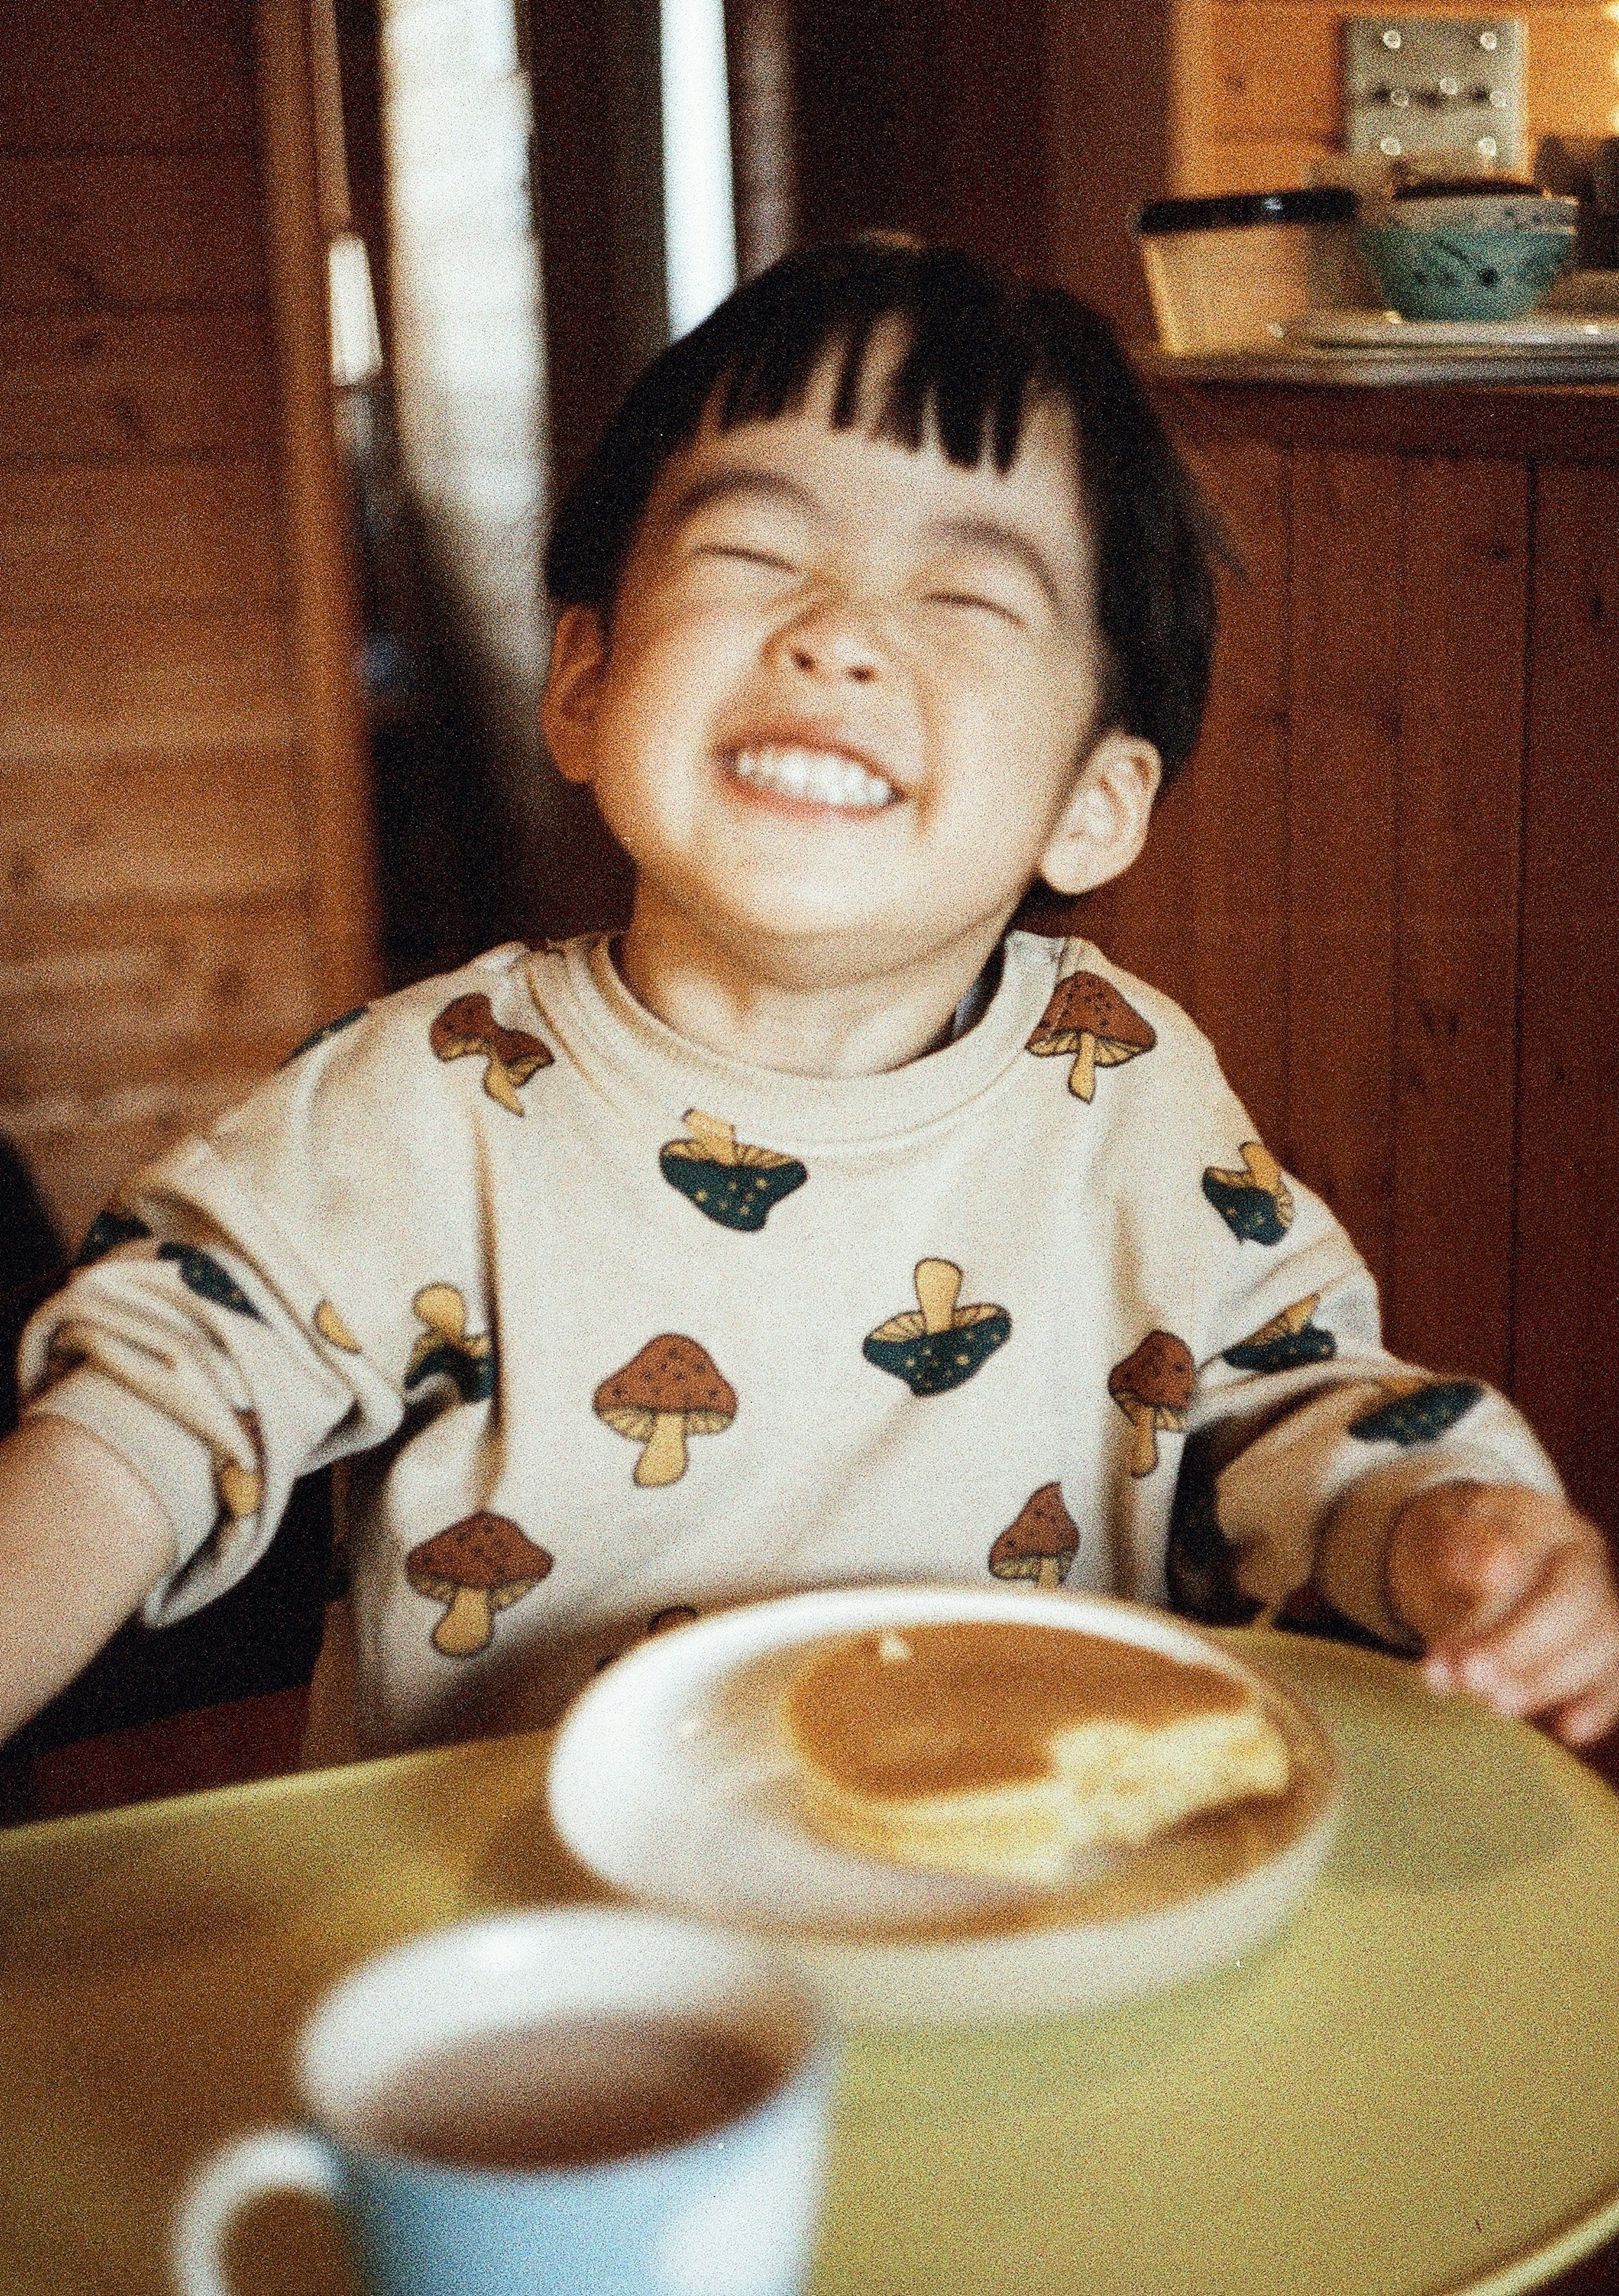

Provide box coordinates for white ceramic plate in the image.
[546,1584,1340,2026]
[1287,309,1619,351]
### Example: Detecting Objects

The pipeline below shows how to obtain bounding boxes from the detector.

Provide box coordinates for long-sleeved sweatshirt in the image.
[22,931,1561,1758]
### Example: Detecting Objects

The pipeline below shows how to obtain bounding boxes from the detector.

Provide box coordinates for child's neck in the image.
[613,892,1012,1077]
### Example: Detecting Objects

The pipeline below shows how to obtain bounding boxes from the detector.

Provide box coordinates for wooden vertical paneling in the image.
[1181,436,1293,1149]
[1283,448,1403,1294]
[1080,431,1294,1148]
[1514,463,1619,1530]
[1385,457,1526,1385]
[0,0,377,1245]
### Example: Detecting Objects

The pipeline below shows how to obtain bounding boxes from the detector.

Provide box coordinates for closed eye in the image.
[696,544,797,573]
[926,590,1024,626]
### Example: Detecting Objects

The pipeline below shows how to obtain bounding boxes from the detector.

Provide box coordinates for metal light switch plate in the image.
[1344,19,1525,172]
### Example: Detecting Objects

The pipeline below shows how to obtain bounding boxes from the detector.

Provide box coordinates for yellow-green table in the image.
[2,1634,1616,2296]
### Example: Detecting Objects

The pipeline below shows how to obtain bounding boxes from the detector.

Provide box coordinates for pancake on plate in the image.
[782,1618,1293,1883]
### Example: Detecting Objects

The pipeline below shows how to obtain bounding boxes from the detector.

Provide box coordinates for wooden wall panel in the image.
[0,314,274,462]
[0,0,255,148]
[0,156,266,311]
[1080,433,1294,1151]
[0,749,307,909]
[1283,449,1403,1298]
[1385,457,1525,1387]
[1514,462,1619,1528]
[1183,0,1619,193]
[0,0,375,1252]
[0,617,296,760]
[0,464,285,611]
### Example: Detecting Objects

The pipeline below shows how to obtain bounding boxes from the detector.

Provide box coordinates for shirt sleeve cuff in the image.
[23,1365,219,1570]
[1314,1439,1566,1649]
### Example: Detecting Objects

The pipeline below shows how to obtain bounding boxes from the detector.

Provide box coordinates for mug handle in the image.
[172,2129,342,2296]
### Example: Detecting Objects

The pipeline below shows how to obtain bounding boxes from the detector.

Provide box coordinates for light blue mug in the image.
[172,1908,838,2296]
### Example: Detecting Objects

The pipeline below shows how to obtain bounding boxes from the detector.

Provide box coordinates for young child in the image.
[3,241,1616,1763]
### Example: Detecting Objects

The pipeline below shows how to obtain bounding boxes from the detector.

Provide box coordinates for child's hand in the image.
[1386,1481,1619,1747]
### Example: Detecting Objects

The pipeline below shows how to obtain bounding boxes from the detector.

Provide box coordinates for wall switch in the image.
[1343,19,1525,173]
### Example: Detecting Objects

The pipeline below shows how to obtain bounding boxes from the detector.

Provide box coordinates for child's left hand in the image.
[1386,1482,1619,1747]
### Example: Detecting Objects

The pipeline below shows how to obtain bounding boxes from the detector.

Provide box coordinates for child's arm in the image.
[0,1415,177,1744]
[1386,1482,1619,1747]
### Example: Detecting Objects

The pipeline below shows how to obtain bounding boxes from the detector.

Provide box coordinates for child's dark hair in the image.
[545,240,1220,785]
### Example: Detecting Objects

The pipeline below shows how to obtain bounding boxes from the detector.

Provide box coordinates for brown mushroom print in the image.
[406,1512,554,1656]
[1108,1329,1196,1476]
[594,1336,737,1486]
[430,991,553,1114]
[1026,970,1156,1101]
[1202,1141,1294,1246]
[404,1284,495,1404]
[863,1260,1011,1396]
[989,1483,1080,1589]
[659,1109,808,1231]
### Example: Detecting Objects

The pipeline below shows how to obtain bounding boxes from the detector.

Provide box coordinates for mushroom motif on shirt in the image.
[406,1512,554,1655]
[1025,970,1156,1101]
[1348,1377,1483,1447]
[314,1298,363,1353]
[404,1284,495,1403]
[1221,1293,1337,1375]
[659,1109,808,1231]
[1108,1329,1196,1476]
[430,991,554,1114]
[1202,1141,1294,1246]
[594,1335,738,1485]
[214,1407,265,1525]
[863,1260,1011,1397]
[281,1004,368,1067]
[157,1242,263,1318]
[75,1206,153,1266]
[1164,1429,1264,1626]
[988,1483,1080,1589]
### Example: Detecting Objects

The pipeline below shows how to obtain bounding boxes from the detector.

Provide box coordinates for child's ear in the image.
[541,605,609,786]
[1037,731,1162,897]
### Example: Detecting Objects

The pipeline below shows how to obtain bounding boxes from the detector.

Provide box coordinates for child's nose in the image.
[770,602,883,685]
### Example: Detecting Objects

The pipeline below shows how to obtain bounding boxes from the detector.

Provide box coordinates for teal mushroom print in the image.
[1349,1378,1483,1446]
[863,1259,1011,1396]
[1222,1293,1338,1375]
[659,1109,807,1231]
[404,1284,496,1403]
[1202,1141,1294,1246]
[282,1004,368,1066]
[75,1206,152,1265]
[157,1243,262,1318]
[1165,1429,1264,1626]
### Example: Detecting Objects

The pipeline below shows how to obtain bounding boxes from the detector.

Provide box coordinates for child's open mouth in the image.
[727,744,898,813]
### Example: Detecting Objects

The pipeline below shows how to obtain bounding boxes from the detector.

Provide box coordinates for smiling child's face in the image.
[543,344,1156,1002]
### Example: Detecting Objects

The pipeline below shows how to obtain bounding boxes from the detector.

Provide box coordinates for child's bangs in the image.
[711,255,1051,476]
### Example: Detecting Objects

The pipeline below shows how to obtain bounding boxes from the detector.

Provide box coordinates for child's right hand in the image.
[1386,1480,1619,1749]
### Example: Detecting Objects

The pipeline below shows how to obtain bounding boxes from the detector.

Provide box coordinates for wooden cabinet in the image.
[1079,379,1619,1531]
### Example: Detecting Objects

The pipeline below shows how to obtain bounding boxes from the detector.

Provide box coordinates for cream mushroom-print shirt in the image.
[22,932,1561,1760]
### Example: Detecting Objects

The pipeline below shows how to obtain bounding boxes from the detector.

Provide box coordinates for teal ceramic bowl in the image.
[1358,223,1576,321]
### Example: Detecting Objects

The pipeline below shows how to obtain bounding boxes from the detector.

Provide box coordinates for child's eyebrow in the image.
[660,468,818,531]
[922,517,1069,617]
